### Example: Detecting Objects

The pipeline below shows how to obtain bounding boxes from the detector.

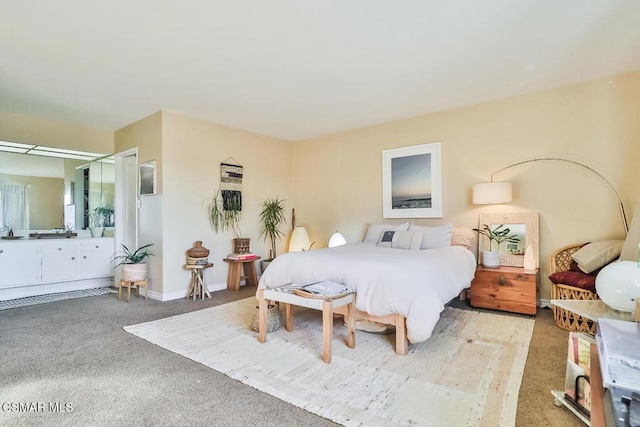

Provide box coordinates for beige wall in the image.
[292,70,640,300]
[0,110,113,153]
[115,112,164,294]
[161,111,293,294]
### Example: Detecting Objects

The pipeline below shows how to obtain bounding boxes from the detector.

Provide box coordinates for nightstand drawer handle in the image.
[499,275,505,286]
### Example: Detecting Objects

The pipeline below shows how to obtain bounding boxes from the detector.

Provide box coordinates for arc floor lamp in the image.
[472,157,629,236]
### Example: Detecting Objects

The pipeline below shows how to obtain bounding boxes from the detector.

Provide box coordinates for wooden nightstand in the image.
[470,265,539,315]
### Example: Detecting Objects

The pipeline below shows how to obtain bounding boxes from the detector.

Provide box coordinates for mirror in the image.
[478,212,539,268]
[0,150,112,233]
[490,223,526,254]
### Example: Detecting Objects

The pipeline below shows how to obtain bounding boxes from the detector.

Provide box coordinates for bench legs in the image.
[257,289,356,363]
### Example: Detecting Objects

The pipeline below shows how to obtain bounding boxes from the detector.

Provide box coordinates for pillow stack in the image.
[364,222,469,250]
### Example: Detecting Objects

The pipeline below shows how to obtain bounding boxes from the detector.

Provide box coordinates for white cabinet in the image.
[1,237,114,288]
[79,240,114,278]
[41,240,81,283]
[0,242,41,288]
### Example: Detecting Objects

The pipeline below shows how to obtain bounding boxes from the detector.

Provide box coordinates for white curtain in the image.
[1,184,28,230]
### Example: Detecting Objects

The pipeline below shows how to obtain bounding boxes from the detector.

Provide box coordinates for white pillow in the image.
[391,231,423,250]
[363,222,410,243]
[451,227,475,249]
[407,223,453,249]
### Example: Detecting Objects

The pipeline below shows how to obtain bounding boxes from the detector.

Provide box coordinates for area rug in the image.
[124,297,534,427]
[0,287,115,311]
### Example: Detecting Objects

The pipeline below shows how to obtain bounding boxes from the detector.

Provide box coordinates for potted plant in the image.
[96,206,115,228]
[207,190,248,253]
[89,208,104,237]
[473,224,520,268]
[113,243,154,281]
[258,197,286,271]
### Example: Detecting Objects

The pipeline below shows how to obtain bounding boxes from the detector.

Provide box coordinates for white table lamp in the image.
[595,261,640,312]
[289,226,311,252]
[328,231,347,248]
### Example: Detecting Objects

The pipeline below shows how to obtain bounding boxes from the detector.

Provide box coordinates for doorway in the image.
[114,148,138,282]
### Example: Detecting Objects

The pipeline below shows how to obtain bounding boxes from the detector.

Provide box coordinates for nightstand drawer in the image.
[470,266,538,315]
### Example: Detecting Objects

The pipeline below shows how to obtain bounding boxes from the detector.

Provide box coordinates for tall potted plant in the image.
[208,190,248,253]
[258,197,286,269]
[473,224,520,268]
[113,243,154,281]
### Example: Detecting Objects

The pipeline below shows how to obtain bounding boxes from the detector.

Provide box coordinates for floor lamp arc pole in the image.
[490,157,629,236]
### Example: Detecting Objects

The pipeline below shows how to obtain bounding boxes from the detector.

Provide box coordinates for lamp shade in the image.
[472,182,513,204]
[289,226,311,252]
[328,231,347,248]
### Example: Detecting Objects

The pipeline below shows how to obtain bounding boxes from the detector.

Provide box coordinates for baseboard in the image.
[0,278,114,301]
[157,281,239,302]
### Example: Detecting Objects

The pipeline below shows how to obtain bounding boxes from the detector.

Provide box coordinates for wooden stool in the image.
[118,279,148,303]
[257,288,356,363]
[223,257,260,291]
[184,263,213,300]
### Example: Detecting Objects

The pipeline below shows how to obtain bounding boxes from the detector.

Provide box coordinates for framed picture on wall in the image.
[382,142,442,218]
[139,161,157,196]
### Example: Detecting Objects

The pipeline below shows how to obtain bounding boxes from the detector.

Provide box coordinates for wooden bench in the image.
[257,288,356,363]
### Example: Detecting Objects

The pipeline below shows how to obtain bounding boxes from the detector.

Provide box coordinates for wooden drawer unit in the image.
[470,265,538,315]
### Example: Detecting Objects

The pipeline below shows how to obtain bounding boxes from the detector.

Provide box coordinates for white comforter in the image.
[258,243,477,343]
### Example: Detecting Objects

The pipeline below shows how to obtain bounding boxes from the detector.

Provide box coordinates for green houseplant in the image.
[258,197,287,262]
[207,190,248,253]
[113,243,154,281]
[473,224,520,268]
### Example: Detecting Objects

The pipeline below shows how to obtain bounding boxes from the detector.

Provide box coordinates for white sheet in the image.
[258,242,477,343]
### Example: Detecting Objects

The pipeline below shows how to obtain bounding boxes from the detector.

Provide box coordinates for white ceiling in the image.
[2,1,640,141]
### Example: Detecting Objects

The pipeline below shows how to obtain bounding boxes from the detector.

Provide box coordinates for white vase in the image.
[482,250,500,268]
[122,263,148,282]
[90,227,104,237]
[595,261,640,312]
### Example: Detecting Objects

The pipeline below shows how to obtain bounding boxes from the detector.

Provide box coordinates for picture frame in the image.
[139,161,157,196]
[382,142,442,218]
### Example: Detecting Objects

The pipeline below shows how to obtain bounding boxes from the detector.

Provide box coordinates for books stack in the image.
[226,253,258,261]
[564,332,595,414]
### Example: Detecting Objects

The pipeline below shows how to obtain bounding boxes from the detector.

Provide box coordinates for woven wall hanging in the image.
[220,162,243,211]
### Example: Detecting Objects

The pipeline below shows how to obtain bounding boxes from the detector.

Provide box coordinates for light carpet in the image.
[124,297,534,427]
[0,287,114,311]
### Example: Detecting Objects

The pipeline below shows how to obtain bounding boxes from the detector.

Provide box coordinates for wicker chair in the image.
[549,243,600,334]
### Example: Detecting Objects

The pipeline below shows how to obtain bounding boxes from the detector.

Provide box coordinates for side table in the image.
[470,265,539,315]
[184,263,213,300]
[223,257,260,291]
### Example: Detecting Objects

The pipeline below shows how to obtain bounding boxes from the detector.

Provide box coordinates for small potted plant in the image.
[258,197,286,271]
[208,190,249,253]
[473,224,520,268]
[113,243,154,281]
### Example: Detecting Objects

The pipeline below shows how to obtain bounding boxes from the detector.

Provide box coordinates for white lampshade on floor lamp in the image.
[328,231,347,248]
[289,226,311,252]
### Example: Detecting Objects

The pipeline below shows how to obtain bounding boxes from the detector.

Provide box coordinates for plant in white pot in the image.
[473,224,520,268]
[113,243,154,281]
[208,190,248,253]
[258,197,286,272]
[89,208,104,237]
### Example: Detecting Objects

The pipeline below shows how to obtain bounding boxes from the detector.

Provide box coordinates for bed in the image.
[257,231,477,354]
